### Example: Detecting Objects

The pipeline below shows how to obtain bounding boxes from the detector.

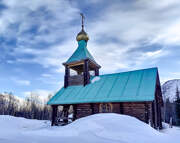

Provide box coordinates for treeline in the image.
[0,92,52,120]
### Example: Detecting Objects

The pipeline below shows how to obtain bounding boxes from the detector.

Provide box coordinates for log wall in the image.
[68,75,84,86]
[76,103,93,119]
[54,100,162,129]
[121,102,152,122]
[75,102,152,123]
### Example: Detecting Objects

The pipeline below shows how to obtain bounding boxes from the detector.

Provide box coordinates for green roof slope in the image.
[65,40,95,64]
[48,68,158,105]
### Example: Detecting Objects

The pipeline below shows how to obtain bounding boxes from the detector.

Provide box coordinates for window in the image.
[99,103,113,113]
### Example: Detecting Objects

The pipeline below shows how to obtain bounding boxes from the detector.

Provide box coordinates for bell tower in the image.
[63,13,101,88]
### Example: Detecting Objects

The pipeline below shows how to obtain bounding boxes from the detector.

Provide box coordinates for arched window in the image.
[99,103,113,113]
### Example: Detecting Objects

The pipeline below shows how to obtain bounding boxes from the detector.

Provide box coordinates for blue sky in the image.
[0,0,180,98]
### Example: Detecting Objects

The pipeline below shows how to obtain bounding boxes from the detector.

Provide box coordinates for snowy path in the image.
[0,114,180,143]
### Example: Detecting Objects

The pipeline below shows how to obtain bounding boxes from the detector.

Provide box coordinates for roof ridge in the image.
[99,67,158,77]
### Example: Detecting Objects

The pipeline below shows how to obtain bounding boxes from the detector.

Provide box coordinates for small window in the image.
[99,103,113,113]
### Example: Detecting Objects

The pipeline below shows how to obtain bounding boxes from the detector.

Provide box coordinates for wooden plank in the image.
[68,75,84,86]
[68,61,84,67]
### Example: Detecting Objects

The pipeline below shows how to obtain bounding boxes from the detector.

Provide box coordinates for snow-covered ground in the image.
[0,114,180,143]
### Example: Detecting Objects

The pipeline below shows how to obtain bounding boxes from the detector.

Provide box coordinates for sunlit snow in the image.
[91,76,100,83]
[0,114,180,143]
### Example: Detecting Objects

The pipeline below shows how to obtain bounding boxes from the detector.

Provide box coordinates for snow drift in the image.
[0,114,179,143]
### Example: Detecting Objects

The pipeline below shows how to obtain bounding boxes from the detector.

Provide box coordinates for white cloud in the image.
[23,89,56,102]
[1,0,180,82]
[171,72,180,77]
[89,1,180,46]
[3,0,177,74]
[13,79,31,86]
[24,89,52,97]
[88,42,131,73]
[145,50,163,57]
[0,0,79,51]
[41,73,52,78]
[15,40,76,72]
[143,49,170,60]
[82,0,180,73]
[152,20,180,45]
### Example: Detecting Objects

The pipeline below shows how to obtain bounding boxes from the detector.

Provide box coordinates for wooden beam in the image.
[68,61,84,67]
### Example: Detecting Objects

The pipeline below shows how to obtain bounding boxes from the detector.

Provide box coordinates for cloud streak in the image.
[0,0,180,97]
[12,78,31,86]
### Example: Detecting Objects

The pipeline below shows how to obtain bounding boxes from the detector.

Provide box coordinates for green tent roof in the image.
[48,67,158,105]
[65,40,95,64]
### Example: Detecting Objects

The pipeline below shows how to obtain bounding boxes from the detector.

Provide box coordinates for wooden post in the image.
[145,103,149,124]
[158,103,162,129]
[95,68,99,76]
[83,60,90,86]
[154,98,158,129]
[64,65,70,88]
[90,103,94,114]
[156,98,160,129]
[63,105,70,124]
[51,105,58,126]
[120,103,124,114]
[73,104,77,121]
[155,88,161,129]
[151,102,155,128]
[157,85,163,129]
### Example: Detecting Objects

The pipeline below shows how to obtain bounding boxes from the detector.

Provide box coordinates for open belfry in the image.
[48,14,163,129]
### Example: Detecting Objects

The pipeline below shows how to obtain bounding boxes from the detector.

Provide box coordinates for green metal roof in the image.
[65,40,95,64]
[48,67,158,105]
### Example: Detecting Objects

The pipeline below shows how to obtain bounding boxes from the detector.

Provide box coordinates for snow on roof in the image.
[91,76,100,83]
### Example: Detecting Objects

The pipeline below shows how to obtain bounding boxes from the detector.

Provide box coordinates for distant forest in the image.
[0,92,52,120]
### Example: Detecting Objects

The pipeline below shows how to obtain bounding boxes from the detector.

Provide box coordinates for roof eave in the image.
[63,58,101,68]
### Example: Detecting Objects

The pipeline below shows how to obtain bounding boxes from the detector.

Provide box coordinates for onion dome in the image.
[76,13,89,42]
[76,28,89,42]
